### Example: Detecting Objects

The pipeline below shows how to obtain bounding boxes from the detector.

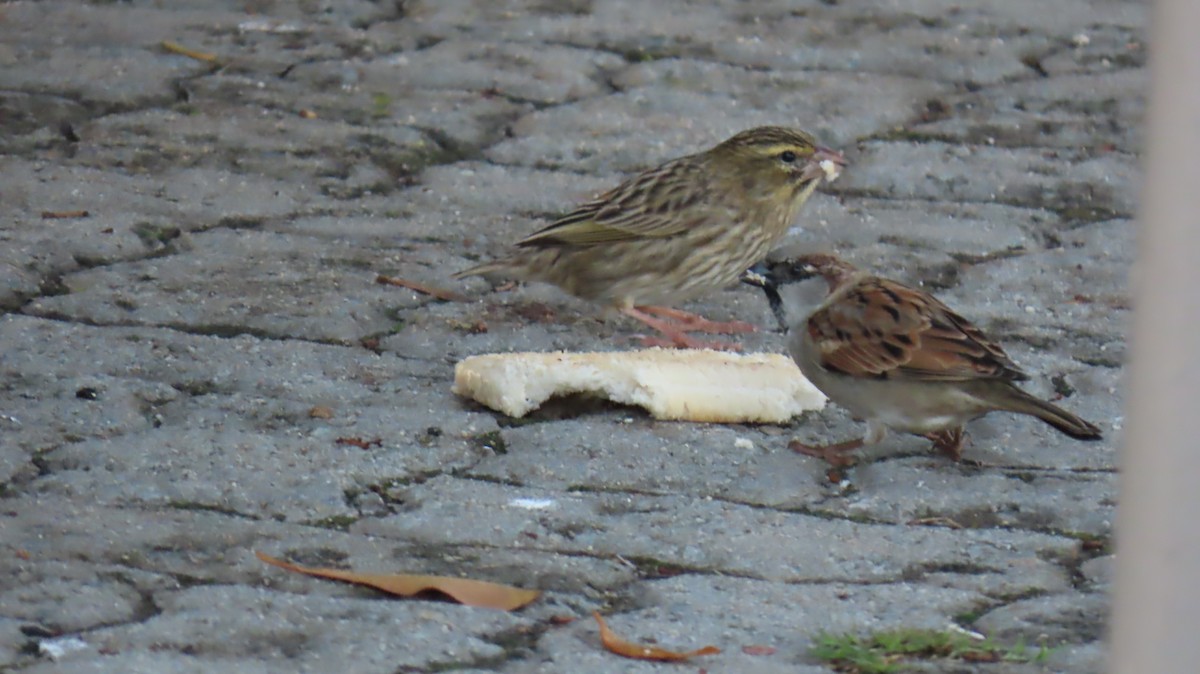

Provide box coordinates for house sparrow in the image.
[741,253,1102,465]
[454,127,845,350]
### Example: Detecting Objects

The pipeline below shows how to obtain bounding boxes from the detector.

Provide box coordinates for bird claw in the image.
[788,438,863,468]
[925,428,967,461]
[670,317,757,335]
[624,306,747,350]
[637,306,758,335]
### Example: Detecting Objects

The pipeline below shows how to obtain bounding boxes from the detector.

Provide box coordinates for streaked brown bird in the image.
[454,127,845,349]
[742,253,1103,465]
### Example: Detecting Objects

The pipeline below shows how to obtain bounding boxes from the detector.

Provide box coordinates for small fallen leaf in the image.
[40,210,90,219]
[375,274,469,302]
[308,406,335,419]
[742,645,777,656]
[593,612,720,662]
[298,108,318,119]
[960,650,1002,662]
[256,551,540,611]
[335,436,382,449]
[161,40,218,63]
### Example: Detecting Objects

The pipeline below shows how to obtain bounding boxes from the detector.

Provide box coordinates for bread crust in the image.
[453,348,826,422]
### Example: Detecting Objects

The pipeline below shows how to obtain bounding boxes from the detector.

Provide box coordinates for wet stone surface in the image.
[0,0,1138,671]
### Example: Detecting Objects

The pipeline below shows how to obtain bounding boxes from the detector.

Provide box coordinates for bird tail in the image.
[995,386,1103,440]
[451,260,513,281]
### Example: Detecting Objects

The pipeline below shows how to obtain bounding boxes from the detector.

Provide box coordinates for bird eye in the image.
[780,150,797,164]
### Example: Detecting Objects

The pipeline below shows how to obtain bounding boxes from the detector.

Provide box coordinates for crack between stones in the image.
[829,186,1133,220]
[11,308,456,377]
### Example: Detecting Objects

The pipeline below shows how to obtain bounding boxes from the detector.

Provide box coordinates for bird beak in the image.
[740,264,789,333]
[800,146,847,184]
[740,263,773,289]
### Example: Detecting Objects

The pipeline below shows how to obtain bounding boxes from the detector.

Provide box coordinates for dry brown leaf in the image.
[256,551,540,611]
[334,436,382,449]
[41,210,90,219]
[592,612,720,662]
[160,40,218,62]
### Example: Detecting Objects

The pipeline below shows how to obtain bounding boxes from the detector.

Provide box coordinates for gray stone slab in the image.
[912,70,1145,152]
[507,576,979,673]
[974,590,1109,644]
[23,228,406,344]
[837,141,1140,218]
[0,159,310,310]
[1080,555,1114,588]
[358,475,1079,591]
[24,585,520,674]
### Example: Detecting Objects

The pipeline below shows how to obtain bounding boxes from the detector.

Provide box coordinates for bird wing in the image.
[807,277,1029,382]
[516,158,714,247]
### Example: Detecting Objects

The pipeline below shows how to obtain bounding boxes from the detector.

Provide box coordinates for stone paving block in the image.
[912,70,1145,152]
[974,590,1109,645]
[0,90,89,141]
[482,75,919,174]
[74,106,432,197]
[508,576,979,673]
[359,476,1080,590]
[24,228,407,344]
[2,159,310,230]
[466,418,827,503]
[1080,554,1114,588]
[801,199,1039,262]
[815,459,1116,537]
[0,316,492,506]
[613,63,950,147]
[375,39,624,105]
[0,561,160,634]
[0,4,222,107]
[29,585,522,674]
[0,159,309,309]
[837,140,1140,218]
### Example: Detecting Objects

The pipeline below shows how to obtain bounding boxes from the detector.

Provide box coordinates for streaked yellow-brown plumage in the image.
[454,126,845,346]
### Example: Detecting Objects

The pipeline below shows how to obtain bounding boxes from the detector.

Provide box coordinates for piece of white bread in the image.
[453,349,825,423]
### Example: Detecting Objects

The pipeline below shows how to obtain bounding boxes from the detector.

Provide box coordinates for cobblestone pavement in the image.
[0,1,1138,672]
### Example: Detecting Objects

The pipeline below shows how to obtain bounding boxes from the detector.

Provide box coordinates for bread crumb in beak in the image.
[820,158,841,182]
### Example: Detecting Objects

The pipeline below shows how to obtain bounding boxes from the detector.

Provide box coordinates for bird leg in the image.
[788,437,865,468]
[636,305,758,335]
[622,306,743,351]
[925,427,967,461]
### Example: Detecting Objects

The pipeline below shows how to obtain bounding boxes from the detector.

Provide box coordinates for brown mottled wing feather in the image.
[516,157,712,247]
[807,278,1029,382]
